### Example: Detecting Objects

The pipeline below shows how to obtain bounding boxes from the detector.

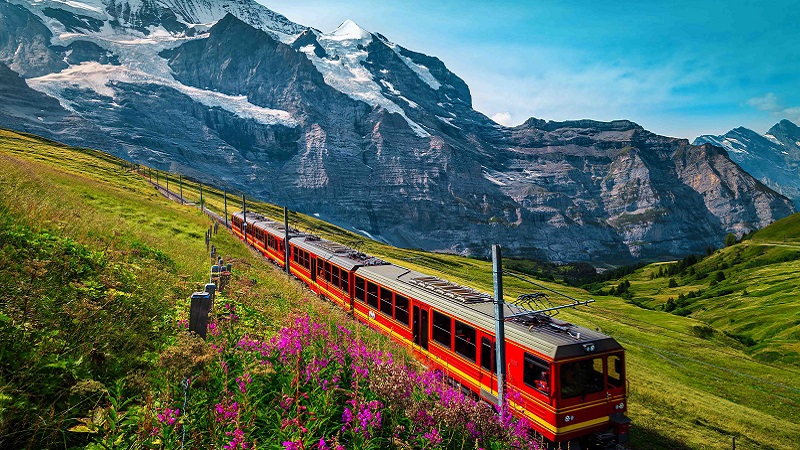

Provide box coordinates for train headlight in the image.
[582,343,595,352]
[564,415,574,423]
[615,402,625,410]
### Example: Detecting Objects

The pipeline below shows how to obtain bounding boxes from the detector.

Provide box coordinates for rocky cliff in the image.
[694,120,800,208]
[0,0,794,264]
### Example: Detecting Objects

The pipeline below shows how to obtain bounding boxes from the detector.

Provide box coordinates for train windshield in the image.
[560,357,605,399]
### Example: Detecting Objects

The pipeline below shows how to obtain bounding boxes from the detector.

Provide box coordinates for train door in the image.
[479,336,497,403]
[310,258,317,283]
[413,306,429,350]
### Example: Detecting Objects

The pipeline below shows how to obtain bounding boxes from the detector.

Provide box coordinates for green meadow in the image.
[1,128,799,449]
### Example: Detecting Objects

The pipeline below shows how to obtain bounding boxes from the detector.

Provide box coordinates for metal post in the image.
[242,195,247,243]
[492,244,507,416]
[224,191,228,227]
[199,182,203,210]
[156,170,159,187]
[148,168,151,181]
[166,172,169,193]
[179,175,183,204]
[284,206,290,274]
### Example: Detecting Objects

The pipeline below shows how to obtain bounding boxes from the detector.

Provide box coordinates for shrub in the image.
[691,325,714,339]
[668,278,678,288]
[724,332,756,347]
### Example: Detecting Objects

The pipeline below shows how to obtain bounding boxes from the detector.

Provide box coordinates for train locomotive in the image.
[231,211,630,448]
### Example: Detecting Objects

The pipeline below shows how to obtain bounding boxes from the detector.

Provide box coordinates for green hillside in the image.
[593,213,800,367]
[1,128,800,449]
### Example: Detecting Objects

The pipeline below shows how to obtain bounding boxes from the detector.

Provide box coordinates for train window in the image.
[332,266,341,288]
[355,277,366,302]
[454,321,476,362]
[523,353,550,395]
[432,311,452,349]
[560,358,604,399]
[341,271,349,292]
[607,354,623,388]
[480,337,494,371]
[379,288,393,316]
[394,294,409,326]
[367,282,379,308]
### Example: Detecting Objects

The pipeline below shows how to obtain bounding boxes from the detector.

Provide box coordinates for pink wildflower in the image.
[157,408,180,426]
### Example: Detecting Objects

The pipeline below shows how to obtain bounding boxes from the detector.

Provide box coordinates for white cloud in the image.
[746,93,800,124]
[747,93,779,111]
[490,112,514,126]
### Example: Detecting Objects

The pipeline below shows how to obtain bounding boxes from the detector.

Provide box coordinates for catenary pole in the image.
[224,191,228,227]
[284,206,291,274]
[242,195,247,242]
[492,244,507,417]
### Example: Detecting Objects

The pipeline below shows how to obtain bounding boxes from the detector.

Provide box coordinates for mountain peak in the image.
[767,119,800,144]
[326,19,371,41]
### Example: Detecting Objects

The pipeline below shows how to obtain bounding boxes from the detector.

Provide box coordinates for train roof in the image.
[356,264,621,360]
[240,212,388,271]
[233,211,620,360]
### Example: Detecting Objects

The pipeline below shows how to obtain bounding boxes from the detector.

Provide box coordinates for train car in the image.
[231,212,291,268]
[231,211,629,448]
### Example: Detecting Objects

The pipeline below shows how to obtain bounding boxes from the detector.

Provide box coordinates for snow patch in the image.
[305,25,429,138]
[28,62,298,127]
[764,134,783,146]
[481,167,507,186]
[327,19,371,41]
[353,227,376,240]
[379,39,441,90]
[436,115,461,129]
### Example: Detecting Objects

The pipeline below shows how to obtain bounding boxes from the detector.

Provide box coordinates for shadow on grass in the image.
[627,426,695,450]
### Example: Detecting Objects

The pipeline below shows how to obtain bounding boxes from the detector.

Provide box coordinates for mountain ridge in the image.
[694,119,800,208]
[0,0,794,264]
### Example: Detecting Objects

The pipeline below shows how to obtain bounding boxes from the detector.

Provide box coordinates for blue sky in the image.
[258,1,799,140]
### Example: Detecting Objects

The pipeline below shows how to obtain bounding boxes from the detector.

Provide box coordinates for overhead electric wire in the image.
[503,270,587,303]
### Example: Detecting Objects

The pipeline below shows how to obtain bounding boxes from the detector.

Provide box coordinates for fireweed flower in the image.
[318,437,330,450]
[215,398,239,423]
[282,440,302,450]
[341,399,383,438]
[208,321,220,336]
[157,407,180,426]
[236,373,252,393]
[423,428,442,446]
[223,428,249,449]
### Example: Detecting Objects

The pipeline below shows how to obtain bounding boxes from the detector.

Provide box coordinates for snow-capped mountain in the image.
[0,0,794,264]
[694,120,800,208]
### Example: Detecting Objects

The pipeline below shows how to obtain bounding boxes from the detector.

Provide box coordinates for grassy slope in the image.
[1,129,799,448]
[0,130,408,448]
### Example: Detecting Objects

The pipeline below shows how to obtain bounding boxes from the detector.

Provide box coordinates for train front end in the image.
[511,323,629,448]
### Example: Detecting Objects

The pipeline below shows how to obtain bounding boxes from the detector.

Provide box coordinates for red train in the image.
[231,211,630,448]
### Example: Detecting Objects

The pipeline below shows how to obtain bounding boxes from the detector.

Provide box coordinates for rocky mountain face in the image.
[0,0,794,264]
[694,120,800,208]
